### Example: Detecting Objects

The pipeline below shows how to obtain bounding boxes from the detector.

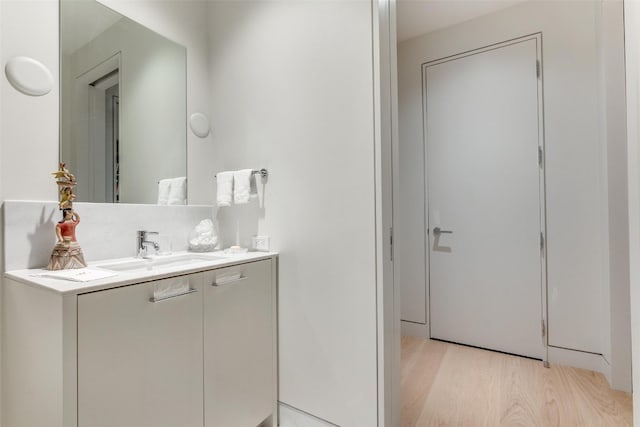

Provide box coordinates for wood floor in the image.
[401,336,632,427]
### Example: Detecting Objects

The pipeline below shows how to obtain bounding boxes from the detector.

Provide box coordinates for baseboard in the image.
[401,320,429,338]
[278,402,337,427]
[548,345,611,380]
[397,328,612,382]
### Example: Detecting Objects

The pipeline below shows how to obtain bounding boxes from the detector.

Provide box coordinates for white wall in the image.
[62,15,186,204]
[397,0,624,364]
[0,1,59,202]
[1,2,59,424]
[624,0,640,422]
[208,1,379,425]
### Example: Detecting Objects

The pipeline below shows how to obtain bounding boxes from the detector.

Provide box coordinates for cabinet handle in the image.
[211,276,247,286]
[149,288,198,303]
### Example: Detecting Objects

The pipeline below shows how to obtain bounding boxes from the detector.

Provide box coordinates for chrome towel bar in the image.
[214,168,268,179]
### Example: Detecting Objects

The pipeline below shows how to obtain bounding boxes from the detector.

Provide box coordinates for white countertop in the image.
[4,251,277,295]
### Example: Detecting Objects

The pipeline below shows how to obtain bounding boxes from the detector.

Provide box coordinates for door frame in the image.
[373,0,401,425]
[67,52,121,202]
[421,33,549,364]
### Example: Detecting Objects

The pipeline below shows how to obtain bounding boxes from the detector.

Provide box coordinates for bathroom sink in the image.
[98,253,227,273]
[146,253,227,268]
[99,258,152,272]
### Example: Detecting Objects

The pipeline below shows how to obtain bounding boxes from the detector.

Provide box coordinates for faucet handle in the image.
[137,230,161,257]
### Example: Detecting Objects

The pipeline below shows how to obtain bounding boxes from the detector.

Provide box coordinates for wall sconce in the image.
[4,56,53,96]
[189,112,211,138]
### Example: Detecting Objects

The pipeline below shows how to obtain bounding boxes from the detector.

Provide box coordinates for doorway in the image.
[103,84,120,202]
[88,67,120,203]
[424,35,547,361]
[66,52,121,203]
[394,1,631,425]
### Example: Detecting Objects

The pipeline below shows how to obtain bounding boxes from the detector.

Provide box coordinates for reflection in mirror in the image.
[60,0,187,204]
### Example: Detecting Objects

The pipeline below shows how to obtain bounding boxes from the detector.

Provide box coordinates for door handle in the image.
[433,227,453,235]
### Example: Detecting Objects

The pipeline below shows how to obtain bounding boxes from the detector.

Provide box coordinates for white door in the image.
[426,37,545,359]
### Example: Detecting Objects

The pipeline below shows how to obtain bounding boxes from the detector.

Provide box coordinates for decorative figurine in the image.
[47,163,87,270]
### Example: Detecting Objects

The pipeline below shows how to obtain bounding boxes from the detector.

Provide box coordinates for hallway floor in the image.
[401,336,632,427]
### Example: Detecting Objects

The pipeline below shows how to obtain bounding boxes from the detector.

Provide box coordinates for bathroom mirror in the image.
[60,0,187,204]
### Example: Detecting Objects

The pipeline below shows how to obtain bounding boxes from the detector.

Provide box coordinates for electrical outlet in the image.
[252,235,270,251]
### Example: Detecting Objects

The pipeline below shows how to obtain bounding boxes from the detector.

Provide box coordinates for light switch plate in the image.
[252,235,270,251]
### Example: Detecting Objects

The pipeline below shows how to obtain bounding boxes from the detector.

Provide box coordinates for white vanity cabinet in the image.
[2,254,277,427]
[77,275,204,427]
[204,260,275,427]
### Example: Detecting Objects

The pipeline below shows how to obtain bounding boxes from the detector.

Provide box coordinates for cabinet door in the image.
[204,259,275,427]
[77,274,204,427]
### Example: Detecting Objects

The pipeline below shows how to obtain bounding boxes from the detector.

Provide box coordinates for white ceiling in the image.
[63,1,535,52]
[61,0,122,55]
[396,0,529,42]
[62,0,525,52]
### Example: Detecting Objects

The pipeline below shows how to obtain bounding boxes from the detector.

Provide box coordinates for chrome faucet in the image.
[137,230,160,257]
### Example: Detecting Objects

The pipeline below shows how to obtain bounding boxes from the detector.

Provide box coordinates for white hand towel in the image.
[168,176,187,205]
[249,171,258,200]
[153,278,190,300]
[233,169,253,204]
[157,178,172,205]
[216,171,234,207]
